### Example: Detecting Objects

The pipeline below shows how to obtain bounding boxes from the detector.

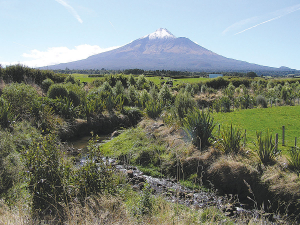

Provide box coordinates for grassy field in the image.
[72,73,209,85]
[147,76,209,86]
[72,73,104,82]
[213,105,300,152]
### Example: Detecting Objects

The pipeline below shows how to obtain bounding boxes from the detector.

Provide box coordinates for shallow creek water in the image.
[68,135,274,221]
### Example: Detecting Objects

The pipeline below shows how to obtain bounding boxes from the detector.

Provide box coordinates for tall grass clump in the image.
[183,108,215,150]
[174,90,196,120]
[2,83,40,119]
[287,147,300,173]
[145,99,162,119]
[253,130,280,164]
[24,134,68,218]
[72,137,119,203]
[256,95,268,108]
[218,124,243,154]
[0,98,12,128]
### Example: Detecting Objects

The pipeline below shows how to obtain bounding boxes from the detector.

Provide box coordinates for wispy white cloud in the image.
[223,4,300,35]
[55,0,83,23]
[1,45,119,68]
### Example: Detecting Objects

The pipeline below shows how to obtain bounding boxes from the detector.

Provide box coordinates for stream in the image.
[67,135,278,221]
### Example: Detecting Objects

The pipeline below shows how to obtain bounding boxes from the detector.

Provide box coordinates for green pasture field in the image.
[72,73,209,85]
[72,73,104,83]
[146,76,209,86]
[212,105,300,153]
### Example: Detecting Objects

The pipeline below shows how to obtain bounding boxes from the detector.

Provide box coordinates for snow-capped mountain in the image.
[141,28,176,40]
[45,28,279,71]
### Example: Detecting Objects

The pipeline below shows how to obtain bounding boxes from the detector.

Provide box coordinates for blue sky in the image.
[1,0,300,69]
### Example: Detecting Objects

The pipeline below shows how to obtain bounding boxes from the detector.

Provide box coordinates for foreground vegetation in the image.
[1,64,300,224]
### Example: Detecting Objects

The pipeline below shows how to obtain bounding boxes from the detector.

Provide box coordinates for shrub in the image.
[24,134,68,216]
[139,89,150,108]
[2,64,31,83]
[174,90,196,119]
[218,124,243,154]
[158,84,173,105]
[127,85,139,106]
[145,99,162,119]
[72,137,117,203]
[122,106,143,124]
[136,74,148,90]
[113,80,125,97]
[99,81,113,94]
[253,130,280,164]
[0,130,24,198]
[149,85,158,100]
[136,183,153,215]
[41,78,54,93]
[127,74,136,86]
[287,147,300,173]
[213,96,231,113]
[47,83,68,99]
[183,108,215,150]
[256,95,267,108]
[0,98,12,128]
[64,75,80,85]
[2,83,39,119]
[205,77,229,89]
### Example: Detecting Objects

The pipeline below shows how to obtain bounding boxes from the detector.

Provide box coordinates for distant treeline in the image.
[49,67,300,77]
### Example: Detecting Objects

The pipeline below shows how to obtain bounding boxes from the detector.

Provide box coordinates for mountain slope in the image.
[46,28,279,71]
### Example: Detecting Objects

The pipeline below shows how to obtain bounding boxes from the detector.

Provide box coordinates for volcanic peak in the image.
[142,28,176,40]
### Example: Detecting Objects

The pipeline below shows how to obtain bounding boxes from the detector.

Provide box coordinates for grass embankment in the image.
[213,105,300,153]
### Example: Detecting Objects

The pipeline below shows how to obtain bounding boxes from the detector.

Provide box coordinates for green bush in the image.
[122,106,143,124]
[145,99,162,119]
[139,89,150,108]
[25,134,68,215]
[218,124,243,154]
[127,85,139,106]
[253,130,280,164]
[64,75,80,85]
[136,74,149,90]
[72,137,118,202]
[174,90,196,119]
[3,64,31,83]
[287,147,300,173]
[0,130,24,198]
[158,84,173,105]
[256,95,268,108]
[183,108,215,150]
[41,78,54,93]
[0,98,12,128]
[47,83,68,99]
[113,80,125,97]
[2,83,39,119]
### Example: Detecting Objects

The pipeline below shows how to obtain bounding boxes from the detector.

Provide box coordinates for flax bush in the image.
[218,124,243,154]
[183,108,215,150]
[288,147,300,173]
[253,130,280,164]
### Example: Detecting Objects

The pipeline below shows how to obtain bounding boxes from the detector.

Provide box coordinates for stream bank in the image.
[58,108,143,141]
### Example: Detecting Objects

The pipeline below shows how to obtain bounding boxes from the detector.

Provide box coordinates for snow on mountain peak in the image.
[143,28,176,40]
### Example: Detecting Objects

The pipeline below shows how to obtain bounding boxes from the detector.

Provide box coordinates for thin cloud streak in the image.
[234,15,283,35]
[55,0,83,23]
[235,4,300,35]
[223,4,300,36]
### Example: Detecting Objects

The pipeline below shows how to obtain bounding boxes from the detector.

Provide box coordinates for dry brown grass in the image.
[207,155,259,199]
